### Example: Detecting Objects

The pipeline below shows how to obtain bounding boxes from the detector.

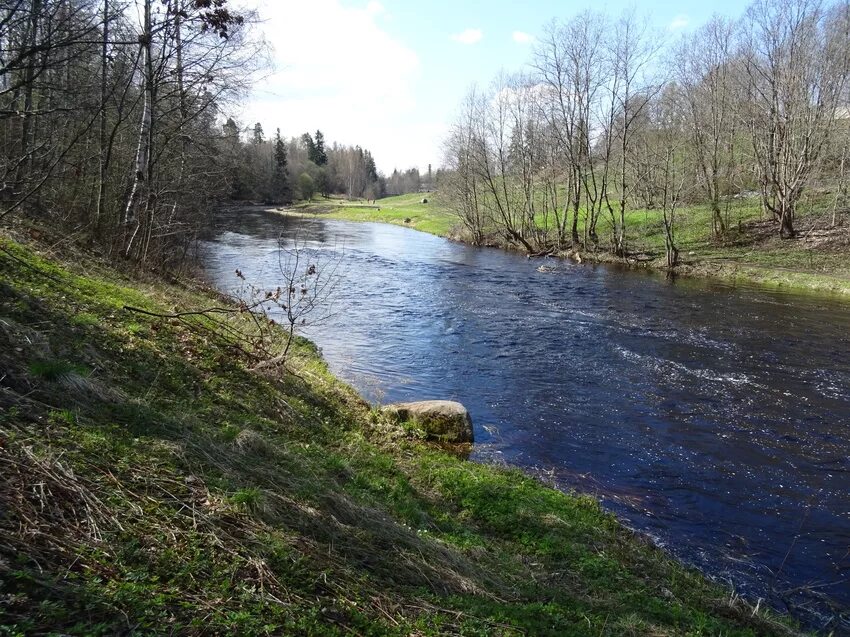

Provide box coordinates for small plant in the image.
[71,312,99,327]
[229,487,262,512]
[401,420,427,440]
[219,423,241,443]
[47,409,77,426]
[126,322,146,335]
[28,360,90,381]
[245,223,342,370]
[0,406,20,425]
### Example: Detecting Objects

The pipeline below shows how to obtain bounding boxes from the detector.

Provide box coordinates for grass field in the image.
[293,192,457,237]
[0,229,799,635]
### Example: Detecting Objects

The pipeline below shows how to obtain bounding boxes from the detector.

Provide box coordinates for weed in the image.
[230,486,263,511]
[28,359,89,381]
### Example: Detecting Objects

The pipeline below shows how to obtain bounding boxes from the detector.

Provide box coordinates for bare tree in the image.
[468,73,537,252]
[443,86,487,244]
[675,16,740,239]
[247,225,342,370]
[739,0,850,238]
[535,12,608,247]
[655,86,689,267]
[603,11,665,255]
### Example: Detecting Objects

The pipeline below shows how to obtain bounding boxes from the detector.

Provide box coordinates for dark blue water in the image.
[201,208,850,634]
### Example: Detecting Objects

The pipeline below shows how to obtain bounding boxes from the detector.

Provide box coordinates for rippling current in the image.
[200,208,850,634]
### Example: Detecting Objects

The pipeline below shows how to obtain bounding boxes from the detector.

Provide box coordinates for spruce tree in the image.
[252,122,264,144]
[274,129,292,204]
[301,132,317,163]
[314,129,328,165]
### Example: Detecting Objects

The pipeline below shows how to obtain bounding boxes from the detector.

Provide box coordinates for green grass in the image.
[603,197,850,294]
[0,232,799,635]
[28,359,91,381]
[294,192,457,236]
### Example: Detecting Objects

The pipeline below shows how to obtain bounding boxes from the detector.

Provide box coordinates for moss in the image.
[0,233,798,635]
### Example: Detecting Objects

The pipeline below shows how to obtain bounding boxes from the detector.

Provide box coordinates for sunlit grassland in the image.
[294,192,457,237]
[0,232,798,635]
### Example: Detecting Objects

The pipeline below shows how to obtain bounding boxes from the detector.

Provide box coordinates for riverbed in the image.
[201,208,850,634]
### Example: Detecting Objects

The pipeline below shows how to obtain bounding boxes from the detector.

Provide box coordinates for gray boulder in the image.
[384,400,474,443]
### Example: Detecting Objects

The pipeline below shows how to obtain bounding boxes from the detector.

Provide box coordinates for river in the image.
[200,207,850,634]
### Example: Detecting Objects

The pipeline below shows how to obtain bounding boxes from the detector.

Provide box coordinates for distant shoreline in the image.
[271,196,850,300]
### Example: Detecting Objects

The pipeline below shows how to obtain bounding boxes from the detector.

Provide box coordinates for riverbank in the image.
[291,194,850,298]
[0,228,799,635]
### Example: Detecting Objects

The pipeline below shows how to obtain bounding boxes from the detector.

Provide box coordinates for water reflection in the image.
[201,208,850,634]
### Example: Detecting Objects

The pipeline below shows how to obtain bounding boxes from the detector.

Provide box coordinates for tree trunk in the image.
[780,205,796,238]
[124,0,153,257]
[166,0,187,226]
[95,0,109,229]
[711,199,725,240]
[14,0,43,194]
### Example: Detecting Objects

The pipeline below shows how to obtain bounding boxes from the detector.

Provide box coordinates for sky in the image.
[239,0,746,175]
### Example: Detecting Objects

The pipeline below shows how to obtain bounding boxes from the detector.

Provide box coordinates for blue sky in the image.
[242,0,746,174]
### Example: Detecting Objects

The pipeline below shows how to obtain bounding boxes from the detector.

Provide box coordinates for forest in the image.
[0,0,426,272]
[0,0,269,267]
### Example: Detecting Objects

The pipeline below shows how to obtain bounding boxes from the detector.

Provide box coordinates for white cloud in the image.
[365,1,384,15]
[512,31,533,44]
[240,0,423,172]
[450,28,483,45]
[668,15,689,31]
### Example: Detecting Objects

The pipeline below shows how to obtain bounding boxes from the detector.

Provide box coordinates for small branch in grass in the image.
[122,304,268,363]
[122,302,264,319]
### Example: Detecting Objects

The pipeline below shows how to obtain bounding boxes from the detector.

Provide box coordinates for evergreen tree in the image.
[223,118,240,142]
[314,129,328,165]
[364,150,378,182]
[302,132,317,163]
[252,122,264,144]
[315,168,331,198]
[274,128,291,204]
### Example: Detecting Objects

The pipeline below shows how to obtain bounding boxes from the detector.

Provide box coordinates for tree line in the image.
[441,0,850,266]
[0,0,269,267]
[231,125,431,204]
[229,126,380,203]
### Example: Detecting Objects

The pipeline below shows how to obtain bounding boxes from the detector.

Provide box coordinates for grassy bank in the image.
[294,193,850,297]
[0,230,799,635]
[607,198,850,295]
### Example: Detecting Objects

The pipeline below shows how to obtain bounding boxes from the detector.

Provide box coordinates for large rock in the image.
[384,400,474,443]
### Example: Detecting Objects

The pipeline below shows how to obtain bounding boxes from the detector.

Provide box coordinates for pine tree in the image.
[301,132,317,163]
[223,118,240,142]
[364,150,378,182]
[274,128,291,204]
[314,129,328,165]
[252,122,264,144]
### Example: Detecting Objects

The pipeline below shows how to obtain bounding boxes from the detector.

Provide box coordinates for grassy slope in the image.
[608,198,850,294]
[298,192,850,296]
[0,233,798,636]
[292,193,456,237]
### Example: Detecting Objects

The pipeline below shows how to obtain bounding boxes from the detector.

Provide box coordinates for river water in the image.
[201,208,850,633]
